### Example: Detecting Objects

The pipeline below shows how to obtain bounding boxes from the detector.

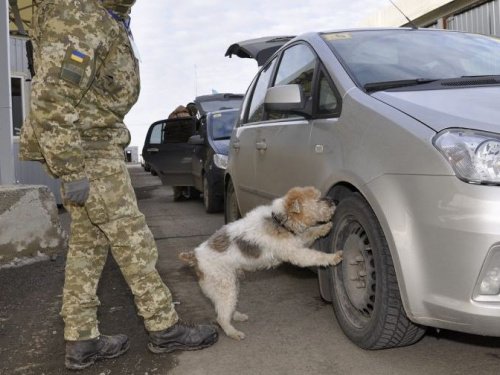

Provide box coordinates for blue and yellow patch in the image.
[70,50,86,63]
[61,48,90,86]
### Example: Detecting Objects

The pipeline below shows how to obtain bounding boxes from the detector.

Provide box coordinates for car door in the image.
[190,117,207,191]
[251,43,321,204]
[142,117,197,187]
[229,59,277,214]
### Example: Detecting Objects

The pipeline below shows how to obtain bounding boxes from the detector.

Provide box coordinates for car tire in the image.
[188,187,201,200]
[327,192,426,349]
[173,186,183,201]
[224,179,241,224]
[173,186,200,201]
[203,175,223,213]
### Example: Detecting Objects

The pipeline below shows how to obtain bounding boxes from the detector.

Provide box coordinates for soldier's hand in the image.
[64,178,90,205]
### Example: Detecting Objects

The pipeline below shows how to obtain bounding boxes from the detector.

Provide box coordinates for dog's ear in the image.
[285,187,305,214]
[291,199,301,213]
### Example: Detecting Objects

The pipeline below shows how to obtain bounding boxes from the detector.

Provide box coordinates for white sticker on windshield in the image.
[324,33,352,40]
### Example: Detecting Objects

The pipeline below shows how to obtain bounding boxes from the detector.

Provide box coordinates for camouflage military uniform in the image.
[19,0,178,341]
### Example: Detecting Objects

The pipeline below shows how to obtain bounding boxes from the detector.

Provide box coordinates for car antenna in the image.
[389,0,418,30]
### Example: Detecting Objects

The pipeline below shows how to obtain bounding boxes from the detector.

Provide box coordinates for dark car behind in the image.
[142,94,242,204]
[189,109,239,212]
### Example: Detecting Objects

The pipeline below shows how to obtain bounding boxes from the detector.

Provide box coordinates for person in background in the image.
[19,0,218,370]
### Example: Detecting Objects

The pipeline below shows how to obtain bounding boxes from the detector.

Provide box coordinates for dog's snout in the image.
[321,197,337,207]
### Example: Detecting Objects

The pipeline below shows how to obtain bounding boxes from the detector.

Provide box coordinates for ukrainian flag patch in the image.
[70,50,86,63]
[61,47,90,86]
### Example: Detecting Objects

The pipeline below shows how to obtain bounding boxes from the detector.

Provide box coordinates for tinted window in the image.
[164,118,194,143]
[238,75,257,126]
[149,123,164,144]
[247,58,277,123]
[268,44,317,120]
[210,110,238,140]
[318,72,340,116]
[274,44,316,98]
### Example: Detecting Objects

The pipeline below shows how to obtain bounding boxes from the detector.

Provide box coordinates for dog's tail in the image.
[179,251,197,266]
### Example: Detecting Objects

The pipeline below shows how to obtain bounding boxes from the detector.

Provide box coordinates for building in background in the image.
[124,146,139,163]
[360,0,500,33]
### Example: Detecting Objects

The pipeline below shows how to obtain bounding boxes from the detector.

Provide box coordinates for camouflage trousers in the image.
[60,158,178,341]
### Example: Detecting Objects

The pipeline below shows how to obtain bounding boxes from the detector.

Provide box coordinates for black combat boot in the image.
[65,334,129,370]
[148,321,218,353]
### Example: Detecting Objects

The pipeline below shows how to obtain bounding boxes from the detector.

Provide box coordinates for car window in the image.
[164,118,195,143]
[317,71,340,116]
[269,43,317,120]
[199,98,243,113]
[149,123,164,144]
[247,58,277,124]
[274,44,316,97]
[211,111,239,140]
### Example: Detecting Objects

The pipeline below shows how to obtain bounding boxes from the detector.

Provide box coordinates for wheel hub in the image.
[341,227,376,317]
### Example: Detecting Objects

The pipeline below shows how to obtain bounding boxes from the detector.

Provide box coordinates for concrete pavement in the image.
[0,164,499,375]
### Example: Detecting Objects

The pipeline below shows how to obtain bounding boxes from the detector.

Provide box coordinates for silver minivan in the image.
[224,28,500,349]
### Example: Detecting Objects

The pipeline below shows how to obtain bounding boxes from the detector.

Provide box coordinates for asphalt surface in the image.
[1,164,499,375]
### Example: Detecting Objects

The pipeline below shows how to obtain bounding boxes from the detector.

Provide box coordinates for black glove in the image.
[64,178,90,205]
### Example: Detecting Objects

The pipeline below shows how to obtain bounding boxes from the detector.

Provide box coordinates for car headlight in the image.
[213,154,228,170]
[433,129,500,185]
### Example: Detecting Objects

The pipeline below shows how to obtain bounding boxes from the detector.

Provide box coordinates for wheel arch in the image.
[319,180,409,319]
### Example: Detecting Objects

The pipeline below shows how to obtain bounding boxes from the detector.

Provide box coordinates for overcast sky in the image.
[125,0,387,153]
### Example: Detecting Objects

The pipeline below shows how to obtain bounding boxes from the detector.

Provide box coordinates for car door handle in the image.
[147,147,159,153]
[256,141,267,150]
[232,141,240,149]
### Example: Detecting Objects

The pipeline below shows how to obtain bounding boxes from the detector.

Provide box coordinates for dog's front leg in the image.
[280,247,342,267]
[301,222,333,247]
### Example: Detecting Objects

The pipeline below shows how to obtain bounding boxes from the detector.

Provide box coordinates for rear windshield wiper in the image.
[364,78,438,93]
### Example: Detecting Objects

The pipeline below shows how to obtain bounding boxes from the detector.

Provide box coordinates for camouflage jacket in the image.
[19,0,140,183]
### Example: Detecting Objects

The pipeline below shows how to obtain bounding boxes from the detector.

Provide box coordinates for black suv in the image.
[188,108,239,212]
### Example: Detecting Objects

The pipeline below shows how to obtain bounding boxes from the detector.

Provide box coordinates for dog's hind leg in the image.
[200,275,246,340]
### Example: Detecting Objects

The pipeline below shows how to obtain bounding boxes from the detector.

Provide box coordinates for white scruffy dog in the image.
[179,186,343,340]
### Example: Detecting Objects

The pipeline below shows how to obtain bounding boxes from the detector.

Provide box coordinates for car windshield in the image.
[199,99,243,113]
[323,29,500,88]
[210,110,238,140]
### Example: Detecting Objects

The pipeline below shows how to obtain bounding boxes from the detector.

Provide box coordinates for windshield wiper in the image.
[364,78,438,93]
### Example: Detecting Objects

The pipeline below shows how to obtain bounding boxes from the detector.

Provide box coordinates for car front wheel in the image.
[203,175,223,213]
[327,192,426,349]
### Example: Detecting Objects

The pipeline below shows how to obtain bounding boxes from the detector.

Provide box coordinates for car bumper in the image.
[367,174,500,336]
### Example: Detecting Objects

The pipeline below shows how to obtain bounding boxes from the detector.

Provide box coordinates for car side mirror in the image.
[264,84,312,118]
[188,134,205,145]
